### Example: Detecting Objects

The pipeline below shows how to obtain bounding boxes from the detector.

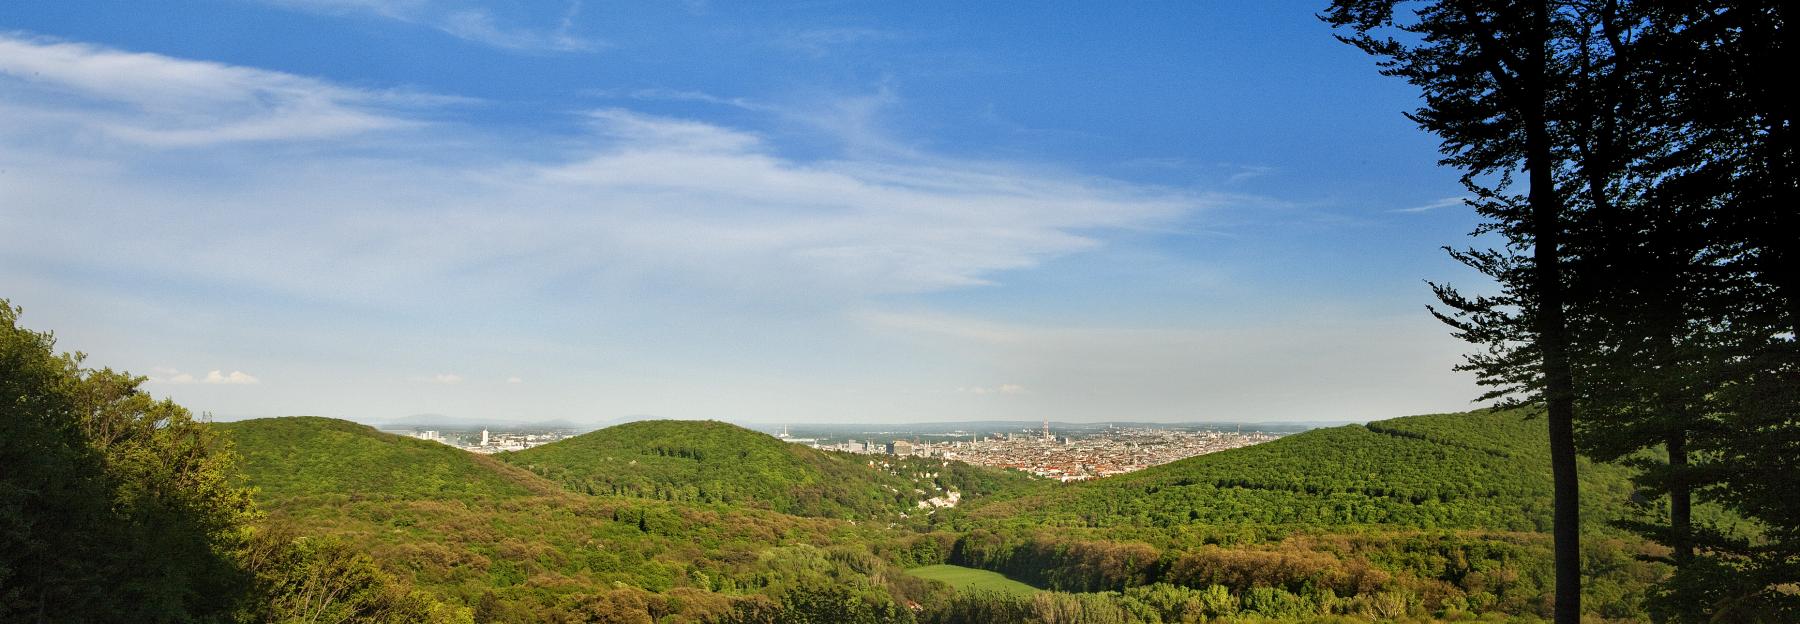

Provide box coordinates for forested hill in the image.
[962,408,1635,533]
[212,416,949,621]
[499,419,1034,519]
[214,416,557,503]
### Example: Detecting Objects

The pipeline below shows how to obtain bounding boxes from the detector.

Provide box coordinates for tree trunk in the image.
[1523,2,1582,622]
[1668,429,1692,564]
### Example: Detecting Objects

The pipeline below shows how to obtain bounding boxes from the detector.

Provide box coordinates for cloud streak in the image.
[0,34,1328,424]
[778,27,900,58]
[960,383,1026,396]
[0,33,439,146]
[594,87,774,112]
[150,368,261,385]
[258,0,598,52]
[1389,197,1467,214]
[0,36,1205,306]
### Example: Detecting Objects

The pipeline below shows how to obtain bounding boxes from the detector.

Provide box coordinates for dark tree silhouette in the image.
[1323,2,1586,621]
[1329,1,1795,621]
[1633,3,1798,620]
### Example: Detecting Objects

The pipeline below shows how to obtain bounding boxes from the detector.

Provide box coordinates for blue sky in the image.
[0,1,1486,424]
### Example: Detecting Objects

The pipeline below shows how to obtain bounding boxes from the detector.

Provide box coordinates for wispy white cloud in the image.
[438,6,595,52]
[592,87,774,112]
[778,27,900,57]
[0,33,440,146]
[258,0,598,52]
[207,370,262,384]
[959,383,1026,396]
[1225,165,1276,184]
[1116,159,1276,185]
[786,81,913,156]
[149,367,196,384]
[0,42,1213,349]
[149,367,261,385]
[518,108,1201,294]
[1119,157,1193,170]
[0,36,1258,423]
[1389,196,1466,214]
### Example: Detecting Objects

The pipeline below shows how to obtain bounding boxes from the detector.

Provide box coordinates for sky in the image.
[0,1,1490,425]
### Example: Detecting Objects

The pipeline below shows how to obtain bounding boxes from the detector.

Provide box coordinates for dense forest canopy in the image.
[495,419,1034,520]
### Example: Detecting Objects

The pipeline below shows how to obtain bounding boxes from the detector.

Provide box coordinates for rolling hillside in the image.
[962,408,1637,533]
[212,416,950,620]
[208,412,1667,621]
[498,419,1033,519]
[935,409,1664,619]
[214,416,557,503]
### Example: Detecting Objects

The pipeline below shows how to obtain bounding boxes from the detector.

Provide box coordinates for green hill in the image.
[211,411,1669,621]
[938,409,1664,618]
[214,417,945,620]
[963,408,1635,533]
[214,416,555,503]
[498,419,1030,519]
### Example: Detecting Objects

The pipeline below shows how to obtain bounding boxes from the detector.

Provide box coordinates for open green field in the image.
[905,564,1040,597]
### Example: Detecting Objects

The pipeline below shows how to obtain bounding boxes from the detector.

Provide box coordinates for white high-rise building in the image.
[480,428,489,447]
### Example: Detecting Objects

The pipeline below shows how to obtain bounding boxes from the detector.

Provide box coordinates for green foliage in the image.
[215,416,550,503]
[0,301,255,622]
[884,455,1042,501]
[706,583,913,624]
[214,418,942,622]
[966,410,1633,534]
[917,583,1378,624]
[237,528,472,624]
[213,407,1667,622]
[0,301,484,623]
[499,419,999,519]
[940,410,1662,620]
[904,564,1039,597]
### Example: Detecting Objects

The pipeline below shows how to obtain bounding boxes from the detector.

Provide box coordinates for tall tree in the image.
[1550,3,1794,619]
[1553,0,1712,569]
[1332,2,1795,620]
[1323,2,1584,621]
[1640,2,1798,619]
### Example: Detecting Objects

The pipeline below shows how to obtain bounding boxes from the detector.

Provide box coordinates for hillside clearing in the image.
[906,564,1040,597]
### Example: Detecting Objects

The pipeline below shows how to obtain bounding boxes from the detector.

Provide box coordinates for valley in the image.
[205,408,1671,622]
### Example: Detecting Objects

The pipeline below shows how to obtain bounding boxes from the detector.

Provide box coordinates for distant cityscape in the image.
[776,421,1281,481]
[387,427,578,454]
[384,420,1283,476]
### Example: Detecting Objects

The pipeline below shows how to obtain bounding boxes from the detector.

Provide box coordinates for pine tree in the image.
[1637,3,1798,619]
[1324,2,1587,620]
[1330,2,1796,620]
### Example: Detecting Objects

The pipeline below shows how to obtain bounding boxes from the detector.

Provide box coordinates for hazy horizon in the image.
[212,410,1365,431]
